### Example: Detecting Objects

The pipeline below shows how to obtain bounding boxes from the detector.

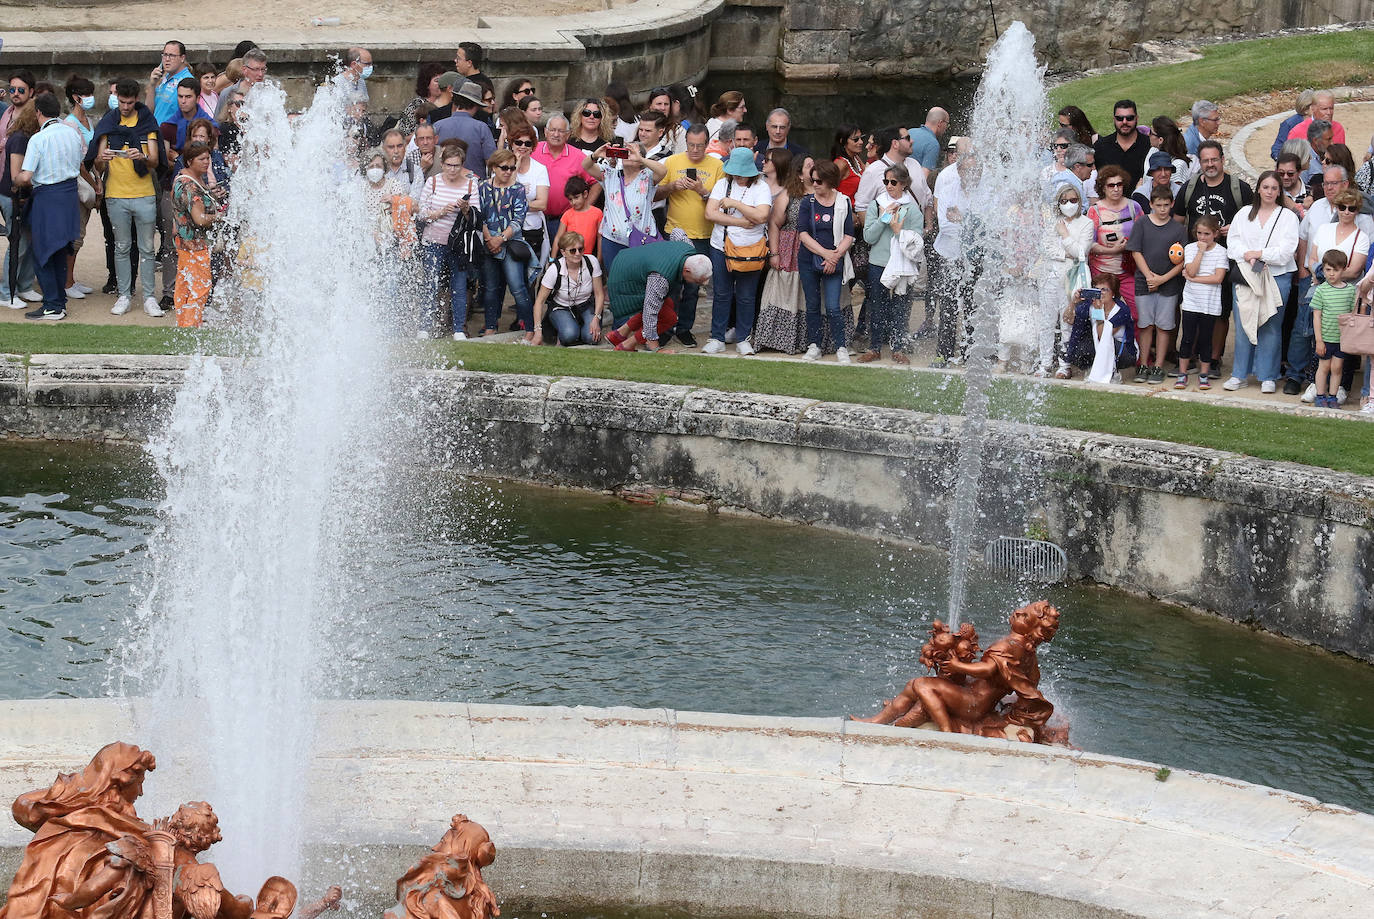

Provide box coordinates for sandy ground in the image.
[1239,95,1374,173]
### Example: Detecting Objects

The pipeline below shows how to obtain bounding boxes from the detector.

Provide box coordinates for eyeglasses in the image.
[510,139,534,148]
[1337,204,1360,212]
[582,109,601,118]
[1114,114,1136,122]
[1052,142,1069,149]
[898,134,910,141]
[442,162,464,168]
[1277,170,1297,178]
[495,164,516,171]
[882,179,903,186]
[1104,181,1124,188]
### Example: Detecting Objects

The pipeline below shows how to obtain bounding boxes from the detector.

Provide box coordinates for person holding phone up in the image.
[88,78,163,318]
[654,123,722,346]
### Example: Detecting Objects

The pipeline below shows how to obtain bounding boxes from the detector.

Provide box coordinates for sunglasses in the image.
[1104,181,1124,188]
[582,109,602,118]
[1337,204,1360,212]
[1114,114,1136,122]
[496,164,516,171]
[564,246,583,253]
[228,101,244,108]
[1053,142,1069,149]
[882,179,903,186]
[510,139,533,147]
[1277,170,1297,177]
[518,86,536,96]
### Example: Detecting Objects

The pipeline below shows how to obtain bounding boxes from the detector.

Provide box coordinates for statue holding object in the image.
[385,814,500,919]
[852,601,1068,745]
[0,742,342,919]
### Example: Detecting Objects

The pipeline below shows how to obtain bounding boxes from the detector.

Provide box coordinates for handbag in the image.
[506,237,535,263]
[1338,308,1374,355]
[1228,211,1278,286]
[77,176,97,207]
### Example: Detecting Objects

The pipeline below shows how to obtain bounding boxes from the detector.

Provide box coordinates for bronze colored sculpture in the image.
[386,814,499,919]
[853,601,1068,745]
[0,743,342,919]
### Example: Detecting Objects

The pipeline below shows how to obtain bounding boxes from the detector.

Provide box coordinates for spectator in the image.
[534,115,595,240]
[858,162,922,364]
[1066,271,1138,383]
[360,147,416,292]
[1126,184,1187,383]
[531,230,605,346]
[1149,116,1191,185]
[380,129,424,200]
[643,88,680,153]
[61,76,99,300]
[656,122,721,346]
[195,63,219,119]
[1224,170,1300,393]
[1044,183,1092,378]
[703,147,772,355]
[604,81,639,144]
[1087,165,1143,322]
[1,100,40,309]
[509,123,549,258]
[1177,215,1227,388]
[13,93,85,321]
[397,62,447,138]
[795,159,855,363]
[1275,152,1307,217]
[833,124,866,204]
[501,78,536,114]
[909,107,949,173]
[415,140,479,339]
[1310,248,1357,408]
[1321,142,1357,190]
[1047,140,1093,204]
[604,239,712,352]
[331,47,373,115]
[216,48,266,120]
[170,140,222,327]
[568,99,609,153]
[478,149,533,338]
[753,148,807,354]
[517,94,543,132]
[1355,134,1374,198]
[551,175,603,259]
[1,71,37,153]
[147,41,193,123]
[1131,150,1176,211]
[705,118,735,160]
[580,141,665,272]
[453,42,486,85]
[732,124,757,154]
[93,78,163,317]
[1270,89,1315,162]
[1301,120,1334,188]
[160,77,210,154]
[1286,90,1346,146]
[406,122,438,183]
[932,137,974,364]
[754,108,806,167]
[1056,105,1096,146]
[1093,99,1150,190]
[855,125,931,217]
[434,81,495,177]
[425,72,461,127]
[706,91,747,141]
[1185,101,1221,158]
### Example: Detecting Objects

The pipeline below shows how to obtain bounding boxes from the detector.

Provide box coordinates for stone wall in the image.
[2,355,1372,662]
[2,699,1371,917]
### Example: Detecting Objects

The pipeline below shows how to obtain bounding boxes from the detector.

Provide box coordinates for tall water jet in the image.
[113,81,393,892]
[943,22,1050,628]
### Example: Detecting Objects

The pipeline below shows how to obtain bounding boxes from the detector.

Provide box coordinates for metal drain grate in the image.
[983,537,1068,583]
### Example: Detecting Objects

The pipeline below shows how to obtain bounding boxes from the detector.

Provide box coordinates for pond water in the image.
[3,441,1373,814]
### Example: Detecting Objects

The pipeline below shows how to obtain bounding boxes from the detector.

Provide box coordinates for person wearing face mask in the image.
[61,75,100,300]
[332,47,373,115]
[1044,184,1093,378]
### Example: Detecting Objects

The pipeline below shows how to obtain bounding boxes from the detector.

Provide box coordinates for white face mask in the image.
[1060,201,1080,217]
[365,167,384,183]
[80,96,96,111]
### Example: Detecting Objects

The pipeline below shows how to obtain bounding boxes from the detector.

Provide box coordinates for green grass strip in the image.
[1049,30,1374,133]
[4,323,1365,476]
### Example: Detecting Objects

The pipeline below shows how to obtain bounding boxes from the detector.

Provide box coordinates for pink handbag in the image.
[1338,309,1374,356]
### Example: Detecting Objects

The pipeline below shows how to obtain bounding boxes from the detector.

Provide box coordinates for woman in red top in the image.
[832,124,864,203]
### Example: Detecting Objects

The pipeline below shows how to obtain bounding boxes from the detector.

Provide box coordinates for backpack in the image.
[1182,172,1245,224]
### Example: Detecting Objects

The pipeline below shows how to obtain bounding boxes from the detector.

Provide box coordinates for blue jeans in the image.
[866,261,911,352]
[420,243,469,333]
[107,195,158,299]
[34,242,71,312]
[600,236,626,275]
[549,301,597,345]
[709,246,759,342]
[1285,275,1316,383]
[481,251,532,332]
[674,237,712,333]
[1232,271,1292,382]
[0,194,36,299]
[800,262,846,349]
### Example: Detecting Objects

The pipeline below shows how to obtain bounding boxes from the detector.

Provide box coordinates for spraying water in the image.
[942,22,1050,629]
[114,81,393,892]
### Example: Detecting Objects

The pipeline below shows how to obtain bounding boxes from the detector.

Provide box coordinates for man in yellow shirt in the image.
[655,124,721,347]
[91,79,164,317]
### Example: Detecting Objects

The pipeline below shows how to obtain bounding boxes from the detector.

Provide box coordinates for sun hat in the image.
[722,147,759,178]
[453,79,485,106]
[1148,150,1173,172]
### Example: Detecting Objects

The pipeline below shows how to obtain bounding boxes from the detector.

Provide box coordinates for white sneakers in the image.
[3,296,24,309]
[143,297,165,317]
[1260,380,1276,394]
[1337,386,1348,404]
[736,340,756,356]
[836,347,851,365]
[73,282,93,295]
[802,344,821,362]
[1362,400,1374,415]
[1301,383,1317,404]
[1222,377,1244,391]
[17,288,42,302]
[110,296,131,315]
[453,331,468,341]
[64,285,86,300]
[702,338,725,354]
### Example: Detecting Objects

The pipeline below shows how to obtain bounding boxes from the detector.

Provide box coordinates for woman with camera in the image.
[580,141,666,273]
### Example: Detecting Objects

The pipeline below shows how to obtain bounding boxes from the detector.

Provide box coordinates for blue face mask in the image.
[1089,306,1106,322]
[360,65,374,80]
[108,93,120,111]
[80,96,95,111]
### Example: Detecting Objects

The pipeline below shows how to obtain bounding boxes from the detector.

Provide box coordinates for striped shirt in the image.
[417,173,478,246]
[22,118,85,186]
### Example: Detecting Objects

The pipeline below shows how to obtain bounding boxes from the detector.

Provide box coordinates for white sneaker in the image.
[17,288,42,302]
[1110,370,1122,384]
[1222,377,1244,391]
[110,296,132,315]
[3,296,24,309]
[74,281,94,294]
[1337,386,1348,404]
[1362,400,1374,415]
[802,343,821,362]
[736,340,756,356]
[1260,380,1276,394]
[836,347,852,365]
[143,297,165,317]
[65,285,86,300]
[453,331,468,341]
[1301,383,1317,404]
[724,327,737,343]
[702,338,725,354]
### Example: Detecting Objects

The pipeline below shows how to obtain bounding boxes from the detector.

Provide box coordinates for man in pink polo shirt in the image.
[532,113,595,241]
[1286,90,1346,146]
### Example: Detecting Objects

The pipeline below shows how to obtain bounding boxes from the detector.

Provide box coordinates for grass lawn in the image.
[3,322,1369,477]
[1049,30,1374,132]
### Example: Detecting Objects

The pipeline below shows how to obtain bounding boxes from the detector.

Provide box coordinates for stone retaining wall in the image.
[2,354,1372,661]
[1,699,1371,918]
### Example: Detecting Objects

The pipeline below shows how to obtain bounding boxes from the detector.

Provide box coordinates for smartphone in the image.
[685,167,698,181]
[604,145,629,160]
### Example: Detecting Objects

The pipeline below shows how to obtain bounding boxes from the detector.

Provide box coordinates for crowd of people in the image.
[0,41,1368,411]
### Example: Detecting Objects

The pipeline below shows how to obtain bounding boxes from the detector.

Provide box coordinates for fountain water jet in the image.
[112,80,395,893]
[942,21,1051,629]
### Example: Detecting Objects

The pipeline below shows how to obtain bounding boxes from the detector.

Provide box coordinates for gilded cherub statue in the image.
[385,814,499,919]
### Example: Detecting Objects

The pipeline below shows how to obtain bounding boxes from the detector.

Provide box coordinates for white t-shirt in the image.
[1308,222,1366,273]
[932,164,968,261]
[1300,198,1374,242]
[540,254,602,306]
[709,177,772,250]
[1181,242,1228,316]
[515,159,550,231]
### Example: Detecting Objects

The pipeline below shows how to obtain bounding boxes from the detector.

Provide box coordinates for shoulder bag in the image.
[722,178,769,272]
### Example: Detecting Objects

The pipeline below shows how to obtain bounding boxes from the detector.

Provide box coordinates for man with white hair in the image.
[1184,100,1220,158]
[909,106,949,172]
[753,108,806,168]
[1286,90,1346,146]
[533,113,596,239]
[604,238,711,352]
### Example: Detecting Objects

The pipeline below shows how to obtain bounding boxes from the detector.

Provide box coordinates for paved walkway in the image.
[1231,91,1374,181]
